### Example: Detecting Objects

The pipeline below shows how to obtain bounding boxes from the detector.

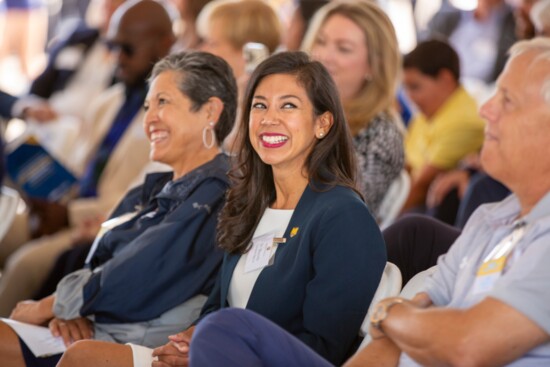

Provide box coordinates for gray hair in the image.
[508,37,550,104]
[149,51,238,144]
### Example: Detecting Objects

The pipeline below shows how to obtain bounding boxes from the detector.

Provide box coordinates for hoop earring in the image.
[202,122,216,149]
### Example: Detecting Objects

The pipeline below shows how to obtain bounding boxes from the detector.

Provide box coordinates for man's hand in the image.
[152,327,194,367]
[49,317,94,347]
[10,295,55,325]
[28,198,69,237]
[22,103,57,122]
[71,216,104,246]
[427,169,470,208]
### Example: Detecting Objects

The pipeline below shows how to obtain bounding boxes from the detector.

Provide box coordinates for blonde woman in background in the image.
[197,0,281,81]
[196,0,282,151]
[302,0,404,220]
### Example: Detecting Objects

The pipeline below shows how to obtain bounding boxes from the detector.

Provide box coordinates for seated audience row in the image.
[0,50,387,367]
[179,36,550,367]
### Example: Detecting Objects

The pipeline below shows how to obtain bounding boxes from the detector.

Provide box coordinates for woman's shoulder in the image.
[302,185,379,237]
[177,154,230,187]
[197,154,231,184]
[306,184,367,211]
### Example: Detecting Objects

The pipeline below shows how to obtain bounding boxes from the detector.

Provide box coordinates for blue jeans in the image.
[190,308,334,367]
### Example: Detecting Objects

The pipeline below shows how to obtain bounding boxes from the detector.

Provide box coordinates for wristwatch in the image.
[370,297,405,331]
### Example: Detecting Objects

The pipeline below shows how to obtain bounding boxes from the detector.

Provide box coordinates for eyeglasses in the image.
[105,40,136,57]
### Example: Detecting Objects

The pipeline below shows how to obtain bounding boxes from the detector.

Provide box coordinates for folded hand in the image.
[49,317,94,347]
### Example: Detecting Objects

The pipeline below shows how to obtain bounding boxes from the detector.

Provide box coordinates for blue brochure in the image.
[6,136,77,202]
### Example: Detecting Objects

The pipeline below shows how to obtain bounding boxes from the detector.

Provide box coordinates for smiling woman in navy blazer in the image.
[56,51,386,367]
[169,51,385,367]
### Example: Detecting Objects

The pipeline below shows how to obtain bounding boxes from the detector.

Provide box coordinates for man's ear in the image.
[437,68,457,85]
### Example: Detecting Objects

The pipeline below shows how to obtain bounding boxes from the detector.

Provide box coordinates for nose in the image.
[143,105,157,128]
[259,106,279,125]
[479,94,498,123]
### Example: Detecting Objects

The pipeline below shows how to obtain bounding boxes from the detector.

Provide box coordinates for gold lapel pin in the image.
[290,227,299,238]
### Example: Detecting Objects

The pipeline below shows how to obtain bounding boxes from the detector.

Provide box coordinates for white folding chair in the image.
[400,265,438,300]
[0,186,21,241]
[358,262,402,350]
[378,170,411,229]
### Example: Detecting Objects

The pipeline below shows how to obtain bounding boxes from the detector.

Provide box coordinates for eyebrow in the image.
[145,91,169,101]
[253,94,302,101]
[318,30,357,46]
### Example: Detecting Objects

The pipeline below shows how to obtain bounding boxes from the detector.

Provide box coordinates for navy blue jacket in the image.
[200,184,387,365]
[81,154,229,323]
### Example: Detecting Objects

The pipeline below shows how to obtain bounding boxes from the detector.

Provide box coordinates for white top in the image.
[227,207,294,308]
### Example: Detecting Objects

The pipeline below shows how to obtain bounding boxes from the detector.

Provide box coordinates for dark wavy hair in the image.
[218,51,358,254]
[149,51,238,143]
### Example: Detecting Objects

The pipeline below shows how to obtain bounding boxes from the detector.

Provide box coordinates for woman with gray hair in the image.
[0,51,237,367]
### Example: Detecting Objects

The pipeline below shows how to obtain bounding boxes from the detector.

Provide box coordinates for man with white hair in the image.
[167,37,550,367]
[349,36,550,367]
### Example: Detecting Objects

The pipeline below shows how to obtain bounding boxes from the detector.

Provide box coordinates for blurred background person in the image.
[401,39,485,214]
[28,0,125,117]
[302,0,404,221]
[196,0,282,151]
[197,0,282,83]
[0,0,48,80]
[283,0,328,51]
[169,0,213,51]
[514,0,541,39]
[421,0,516,85]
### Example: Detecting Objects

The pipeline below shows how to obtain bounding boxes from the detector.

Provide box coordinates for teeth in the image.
[262,135,288,144]
[151,131,168,142]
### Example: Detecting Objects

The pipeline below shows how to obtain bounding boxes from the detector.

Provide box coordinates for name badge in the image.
[472,222,526,295]
[244,232,285,273]
[471,256,506,295]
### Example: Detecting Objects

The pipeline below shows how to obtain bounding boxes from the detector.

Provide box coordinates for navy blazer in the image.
[200,184,386,365]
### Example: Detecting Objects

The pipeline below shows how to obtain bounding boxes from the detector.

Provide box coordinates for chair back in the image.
[0,186,21,241]
[378,170,411,229]
[358,262,402,349]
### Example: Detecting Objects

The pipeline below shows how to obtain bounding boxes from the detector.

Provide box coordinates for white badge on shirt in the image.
[244,232,284,273]
[471,223,526,295]
[54,45,85,70]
